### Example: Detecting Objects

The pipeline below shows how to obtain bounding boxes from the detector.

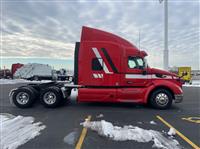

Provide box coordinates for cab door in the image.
[122,56,148,87]
[117,56,149,102]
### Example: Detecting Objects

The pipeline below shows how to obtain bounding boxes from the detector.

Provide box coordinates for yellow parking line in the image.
[156,115,200,149]
[75,115,92,149]
[182,117,200,124]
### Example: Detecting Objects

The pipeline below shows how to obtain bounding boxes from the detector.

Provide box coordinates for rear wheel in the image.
[40,86,63,108]
[12,86,37,108]
[150,89,173,109]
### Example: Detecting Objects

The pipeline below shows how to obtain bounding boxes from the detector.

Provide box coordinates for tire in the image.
[150,89,173,109]
[12,86,36,108]
[40,86,63,108]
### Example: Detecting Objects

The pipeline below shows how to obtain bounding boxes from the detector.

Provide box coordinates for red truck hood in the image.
[148,68,183,87]
[149,68,177,77]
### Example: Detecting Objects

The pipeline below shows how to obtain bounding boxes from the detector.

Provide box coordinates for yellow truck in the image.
[178,67,192,83]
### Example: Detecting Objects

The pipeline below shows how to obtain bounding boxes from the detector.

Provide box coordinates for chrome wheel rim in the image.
[16,92,30,105]
[43,92,56,105]
[155,93,169,106]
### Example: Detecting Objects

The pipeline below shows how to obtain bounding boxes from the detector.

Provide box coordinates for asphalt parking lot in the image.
[0,83,199,149]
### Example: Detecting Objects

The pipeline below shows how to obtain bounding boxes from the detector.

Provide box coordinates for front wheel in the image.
[40,86,63,108]
[150,89,173,109]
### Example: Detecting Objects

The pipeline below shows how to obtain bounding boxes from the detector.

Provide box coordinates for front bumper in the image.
[174,94,183,103]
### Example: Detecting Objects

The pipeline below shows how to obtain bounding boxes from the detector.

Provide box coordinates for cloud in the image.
[2,31,75,59]
[1,0,199,69]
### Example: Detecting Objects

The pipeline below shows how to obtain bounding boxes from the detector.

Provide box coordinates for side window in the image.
[92,58,103,71]
[128,57,137,68]
[128,57,144,69]
[136,58,144,67]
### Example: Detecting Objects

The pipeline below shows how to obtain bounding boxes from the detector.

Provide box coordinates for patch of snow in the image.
[167,128,176,136]
[0,79,52,84]
[0,113,46,149]
[183,80,200,87]
[96,114,104,118]
[63,131,78,145]
[150,121,157,125]
[82,120,181,149]
[0,79,29,84]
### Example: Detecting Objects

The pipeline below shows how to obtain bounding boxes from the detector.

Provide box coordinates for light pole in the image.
[159,0,169,70]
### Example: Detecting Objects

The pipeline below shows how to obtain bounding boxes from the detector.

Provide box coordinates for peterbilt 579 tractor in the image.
[9,26,183,109]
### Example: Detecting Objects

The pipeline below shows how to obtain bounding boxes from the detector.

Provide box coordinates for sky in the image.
[1,0,199,70]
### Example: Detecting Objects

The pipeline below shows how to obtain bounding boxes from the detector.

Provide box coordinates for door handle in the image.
[127,81,133,84]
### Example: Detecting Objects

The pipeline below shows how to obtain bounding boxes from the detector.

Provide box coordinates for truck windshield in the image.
[128,57,145,69]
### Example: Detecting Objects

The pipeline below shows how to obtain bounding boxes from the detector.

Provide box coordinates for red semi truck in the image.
[11,63,24,77]
[9,26,183,109]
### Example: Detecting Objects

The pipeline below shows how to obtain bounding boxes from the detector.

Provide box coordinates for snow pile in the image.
[14,63,53,79]
[0,79,31,84]
[167,128,176,136]
[82,120,181,149]
[0,113,46,149]
[150,121,157,125]
[0,79,52,84]
[96,114,104,118]
[183,80,200,87]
